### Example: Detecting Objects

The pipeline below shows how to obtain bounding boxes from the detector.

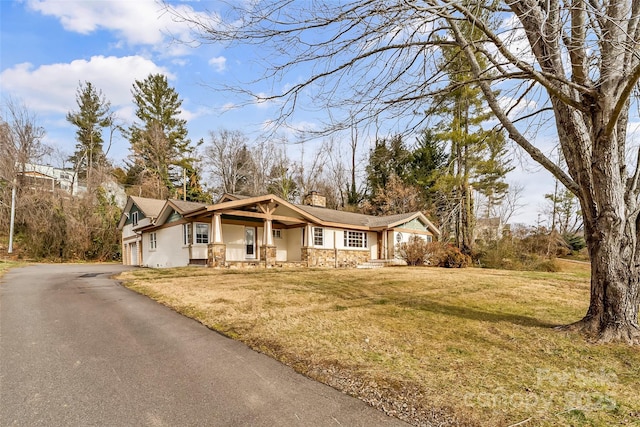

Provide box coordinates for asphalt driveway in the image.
[0,264,407,426]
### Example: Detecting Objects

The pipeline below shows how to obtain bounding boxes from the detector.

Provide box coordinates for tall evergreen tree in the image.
[127,74,195,198]
[406,129,448,209]
[365,135,411,195]
[473,135,514,218]
[66,81,112,184]
[429,26,511,255]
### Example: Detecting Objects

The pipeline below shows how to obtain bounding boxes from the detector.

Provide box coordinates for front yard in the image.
[117,261,639,426]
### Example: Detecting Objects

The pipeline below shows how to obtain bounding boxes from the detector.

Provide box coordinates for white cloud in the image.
[0,55,171,115]
[208,56,227,72]
[25,0,213,55]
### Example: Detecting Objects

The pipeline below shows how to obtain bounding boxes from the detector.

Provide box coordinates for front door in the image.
[130,242,138,265]
[245,227,256,259]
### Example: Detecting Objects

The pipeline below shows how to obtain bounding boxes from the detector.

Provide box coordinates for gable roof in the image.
[298,204,440,235]
[130,196,165,217]
[154,199,208,225]
[118,196,167,230]
[168,199,207,214]
[123,193,440,235]
[296,204,373,226]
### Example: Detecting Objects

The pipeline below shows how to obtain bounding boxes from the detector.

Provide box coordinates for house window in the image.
[132,211,139,226]
[426,235,433,243]
[183,223,192,245]
[344,230,367,248]
[149,232,157,250]
[272,229,282,239]
[195,223,209,244]
[313,227,324,246]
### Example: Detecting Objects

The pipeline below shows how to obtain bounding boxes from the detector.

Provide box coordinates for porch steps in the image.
[357,260,390,269]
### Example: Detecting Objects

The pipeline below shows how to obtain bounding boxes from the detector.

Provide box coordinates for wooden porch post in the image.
[212,213,223,244]
[209,213,226,267]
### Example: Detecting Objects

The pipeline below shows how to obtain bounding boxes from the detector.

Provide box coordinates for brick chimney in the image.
[303,191,326,208]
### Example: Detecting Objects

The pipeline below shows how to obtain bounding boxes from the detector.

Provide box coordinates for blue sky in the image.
[0,0,556,224]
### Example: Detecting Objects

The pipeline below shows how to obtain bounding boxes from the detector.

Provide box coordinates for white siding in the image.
[308,227,377,257]
[142,225,189,268]
[121,223,137,240]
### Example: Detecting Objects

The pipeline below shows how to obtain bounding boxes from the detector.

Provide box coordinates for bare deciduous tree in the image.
[0,98,49,183]
[204,129,252,196]
[171,0,640,342]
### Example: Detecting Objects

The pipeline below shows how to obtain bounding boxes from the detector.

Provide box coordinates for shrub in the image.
[426,242,470,268]
[396,235,431,266]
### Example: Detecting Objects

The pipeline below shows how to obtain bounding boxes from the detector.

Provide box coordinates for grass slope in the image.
[117,261,639,426]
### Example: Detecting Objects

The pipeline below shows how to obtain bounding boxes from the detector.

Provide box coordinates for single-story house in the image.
[118,192,440,268]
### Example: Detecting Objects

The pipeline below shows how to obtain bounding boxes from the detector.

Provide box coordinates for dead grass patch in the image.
[0,260,22,277]
[118,260,640,427]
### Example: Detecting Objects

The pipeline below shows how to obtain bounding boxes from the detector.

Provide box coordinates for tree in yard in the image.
[66,81,113,186]
[173,1,640,342]
[0,99,49,242]
[362,174,423,216]
[267,154,298,202]
[365,135,411,195]
[405,129,447,209]
[472,135,514,220]
[175,163,212,203]
[427,24,513,256]
[204,129,252,196]
[127,74,195,199]
[544,186,582,236]
[0,98,49,185]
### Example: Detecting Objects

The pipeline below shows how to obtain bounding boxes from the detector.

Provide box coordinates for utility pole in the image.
[183,167,187,201]
[8,178,16,254]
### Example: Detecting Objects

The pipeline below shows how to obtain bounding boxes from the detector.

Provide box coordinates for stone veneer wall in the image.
[301,247,370,268]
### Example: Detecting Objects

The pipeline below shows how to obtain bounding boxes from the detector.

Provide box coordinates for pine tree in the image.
[127,74,194,198]
[406,129,448,210]
[473,135,514,218]
[66,81,112,184]
[429,25,511,255]
[365,135,411,195]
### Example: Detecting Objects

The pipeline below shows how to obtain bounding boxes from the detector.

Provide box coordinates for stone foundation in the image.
[301,247,370,268]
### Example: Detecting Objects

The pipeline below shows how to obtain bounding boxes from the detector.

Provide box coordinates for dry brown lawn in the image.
[117,260,640,427]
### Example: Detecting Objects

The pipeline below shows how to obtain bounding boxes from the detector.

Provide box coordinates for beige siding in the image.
[223,224,246,261]
[285,228,302,261]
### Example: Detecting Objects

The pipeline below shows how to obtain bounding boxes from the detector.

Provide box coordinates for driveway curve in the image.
[0,264,407,426]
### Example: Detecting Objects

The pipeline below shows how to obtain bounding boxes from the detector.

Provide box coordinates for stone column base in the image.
[208,243,226,267]
[260,245,277,268]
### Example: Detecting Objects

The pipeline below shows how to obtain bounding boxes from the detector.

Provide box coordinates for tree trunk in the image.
[564,219,640,343]
[558,129,640,343]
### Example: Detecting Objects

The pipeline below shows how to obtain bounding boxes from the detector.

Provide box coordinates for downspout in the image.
[334,230,338,268]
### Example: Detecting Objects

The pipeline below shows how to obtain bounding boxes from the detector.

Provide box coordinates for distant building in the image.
[17,163,127,208]
[474,217,508,242]
[19,163,85,195]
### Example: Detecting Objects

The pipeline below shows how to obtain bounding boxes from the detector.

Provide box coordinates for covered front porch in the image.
[183,194,379,268]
